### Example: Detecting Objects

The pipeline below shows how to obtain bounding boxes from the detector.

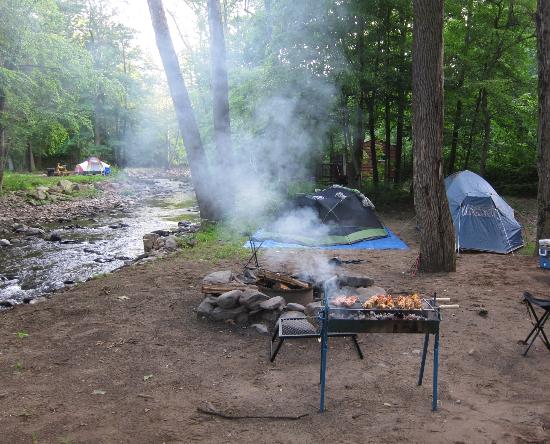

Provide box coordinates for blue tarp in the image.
[244,227,408,250]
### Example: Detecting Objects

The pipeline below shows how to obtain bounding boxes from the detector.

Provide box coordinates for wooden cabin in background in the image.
[316,139,397,185]
[362,139,397,180]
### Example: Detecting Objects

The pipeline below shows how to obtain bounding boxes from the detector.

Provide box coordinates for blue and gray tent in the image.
[445,170,523,254]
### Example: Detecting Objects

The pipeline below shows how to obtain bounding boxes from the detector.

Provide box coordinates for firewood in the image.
[201,283,255,295]
[256,269,310,289]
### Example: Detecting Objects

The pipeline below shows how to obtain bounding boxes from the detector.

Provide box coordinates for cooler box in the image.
[539,239,550,269]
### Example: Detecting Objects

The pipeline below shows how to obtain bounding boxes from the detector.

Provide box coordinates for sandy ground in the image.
[1,212,549,444]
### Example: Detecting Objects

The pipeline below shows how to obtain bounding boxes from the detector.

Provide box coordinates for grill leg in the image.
[319,315,329,412]
[351,335,364,360]
[432,332,440,411]
[418,334,430,386]
[270,338,284,363]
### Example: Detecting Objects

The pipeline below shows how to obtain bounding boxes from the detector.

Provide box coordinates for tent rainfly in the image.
[75,157,111,175]
[445,170,523,254]
[254,185,388,246]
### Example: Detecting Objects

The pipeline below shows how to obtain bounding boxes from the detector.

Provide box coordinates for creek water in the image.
[0,178,197,307]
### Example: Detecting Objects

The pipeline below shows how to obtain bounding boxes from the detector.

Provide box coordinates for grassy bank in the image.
[2,172,115,193]
[179,223,249,262]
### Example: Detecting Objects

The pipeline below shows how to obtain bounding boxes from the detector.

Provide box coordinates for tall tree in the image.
[447,0,473,175]
[0,86,6,192]
[148,0,219,220]
[207,0,234,172]
[536,0,550,242]
[350,16,367,189]
[412,0,456,272]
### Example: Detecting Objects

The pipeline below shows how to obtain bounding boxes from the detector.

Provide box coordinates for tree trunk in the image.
[536,0,550,242]
[207,0,234,175]
[367,94,379,184]
[349,17,366,189]
[395,88,404,184]
[27,141,35,172]
[395,15,407,186]
[463,89,483,170]
[350,93,365,189]
[384,95,391,183]
[448,0,473,175]
[342,95,351,153]
[94,90,103,146]
[480,88,490,176]
[148,0,219,220]
[412,0,456,272]
[383,5,392,184]
[448,99,462,174]
[0,87,6,192]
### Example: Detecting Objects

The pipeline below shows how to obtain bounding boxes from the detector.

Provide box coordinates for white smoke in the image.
[268,207,329,240]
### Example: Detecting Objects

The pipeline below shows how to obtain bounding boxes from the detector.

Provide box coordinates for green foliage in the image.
[179,223,248,262]
[0,0,181,179]
[14,330,29,339]
[0,0,541,203]
[2,172,111,192]
[363,181,413,209]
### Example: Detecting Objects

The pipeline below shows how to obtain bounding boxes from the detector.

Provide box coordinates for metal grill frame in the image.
[318,289,442,413]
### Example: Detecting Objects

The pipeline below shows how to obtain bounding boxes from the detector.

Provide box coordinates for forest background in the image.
[0,0,537,197]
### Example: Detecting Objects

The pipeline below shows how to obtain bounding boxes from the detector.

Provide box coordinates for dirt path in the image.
[1,214,549,443]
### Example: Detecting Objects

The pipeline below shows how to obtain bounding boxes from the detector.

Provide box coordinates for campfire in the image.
[197,268,313,325]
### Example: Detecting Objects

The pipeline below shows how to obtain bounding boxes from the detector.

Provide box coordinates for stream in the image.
[0,177,197,307]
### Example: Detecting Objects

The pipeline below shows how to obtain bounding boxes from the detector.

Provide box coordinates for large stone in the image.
[58,179,75,193]
[261,310,280,323]
[217,290,243,309]
[164,235,178,250]
[73,183,91,192]
[202,270,233,285]
[197,296,218,317]
[29,187,48,200]
[143,233,160,253]
[235,311,249,325]
[0,239,11,247]
[210,305,247,321]
[239,290,270,310]
[259,296,286,311]
[337,274,375,288]
[45,231,62,242]
[305,301,323,317]
[285,303,305,312]
[13,224,29,233]
[26,227,45,237]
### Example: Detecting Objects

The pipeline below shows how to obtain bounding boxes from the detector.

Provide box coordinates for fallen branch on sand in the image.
[197,402,308,420]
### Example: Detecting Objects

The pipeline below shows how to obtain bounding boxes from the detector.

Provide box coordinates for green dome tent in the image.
[254,186,388,246]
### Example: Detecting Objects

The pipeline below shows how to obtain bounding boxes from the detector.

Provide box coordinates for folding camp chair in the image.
[270,315,364,362]
[521,291,550,356]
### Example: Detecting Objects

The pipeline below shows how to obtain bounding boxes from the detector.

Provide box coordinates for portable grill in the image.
[318,277,443,412]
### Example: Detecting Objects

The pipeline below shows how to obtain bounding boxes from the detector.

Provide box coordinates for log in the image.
[201,283,256,295]
[256,269,310,289]
[438,304,459,309]
[197,402,308,420]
